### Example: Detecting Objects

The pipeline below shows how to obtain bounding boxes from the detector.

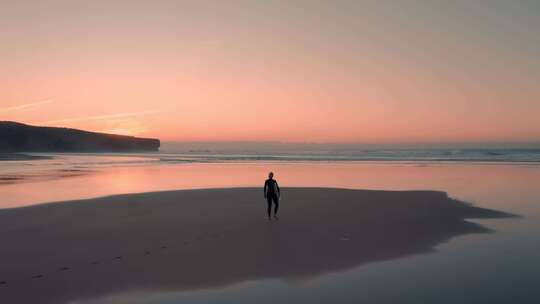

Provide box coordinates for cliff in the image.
[0,121,160,152]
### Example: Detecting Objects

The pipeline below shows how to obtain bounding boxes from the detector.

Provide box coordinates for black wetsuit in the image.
[264,178,280,217]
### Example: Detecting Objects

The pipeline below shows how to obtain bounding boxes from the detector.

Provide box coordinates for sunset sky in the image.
[1,0,539,143]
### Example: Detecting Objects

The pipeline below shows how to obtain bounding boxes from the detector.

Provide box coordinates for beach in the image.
[0,158,538,303]
[0,187,510,303]
[3,1,540,302]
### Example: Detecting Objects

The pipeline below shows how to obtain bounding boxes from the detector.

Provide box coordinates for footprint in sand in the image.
[31,274,44,279]
[339,233,351,241]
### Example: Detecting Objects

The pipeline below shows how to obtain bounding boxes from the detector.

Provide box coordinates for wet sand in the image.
[0,187,511,303]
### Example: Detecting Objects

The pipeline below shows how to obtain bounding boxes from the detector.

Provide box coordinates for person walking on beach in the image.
[264,172,281,220]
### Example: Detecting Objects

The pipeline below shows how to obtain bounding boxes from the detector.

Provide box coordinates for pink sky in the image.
[1,1,539,143]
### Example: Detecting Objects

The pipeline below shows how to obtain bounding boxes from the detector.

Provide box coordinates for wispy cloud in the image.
[39,109,161,124]
[0,99,54,112]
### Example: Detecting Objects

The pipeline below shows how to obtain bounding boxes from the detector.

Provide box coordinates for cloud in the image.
[0,99,54,112]
[39,109,161,124]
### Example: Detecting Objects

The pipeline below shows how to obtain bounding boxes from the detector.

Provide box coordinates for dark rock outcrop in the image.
[0,121,160,152]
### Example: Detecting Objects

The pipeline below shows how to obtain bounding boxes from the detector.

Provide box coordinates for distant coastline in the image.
[0,153,53,161]
[0,121,160,153]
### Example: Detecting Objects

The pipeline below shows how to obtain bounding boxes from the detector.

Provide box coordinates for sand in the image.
[0,187,511,303]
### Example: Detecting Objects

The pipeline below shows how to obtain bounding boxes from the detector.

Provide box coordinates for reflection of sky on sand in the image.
[2,154,540,211]
[1,157,539,303]
[69,165,539,304]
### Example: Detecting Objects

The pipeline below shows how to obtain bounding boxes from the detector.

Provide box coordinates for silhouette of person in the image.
[264,172,281,220]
